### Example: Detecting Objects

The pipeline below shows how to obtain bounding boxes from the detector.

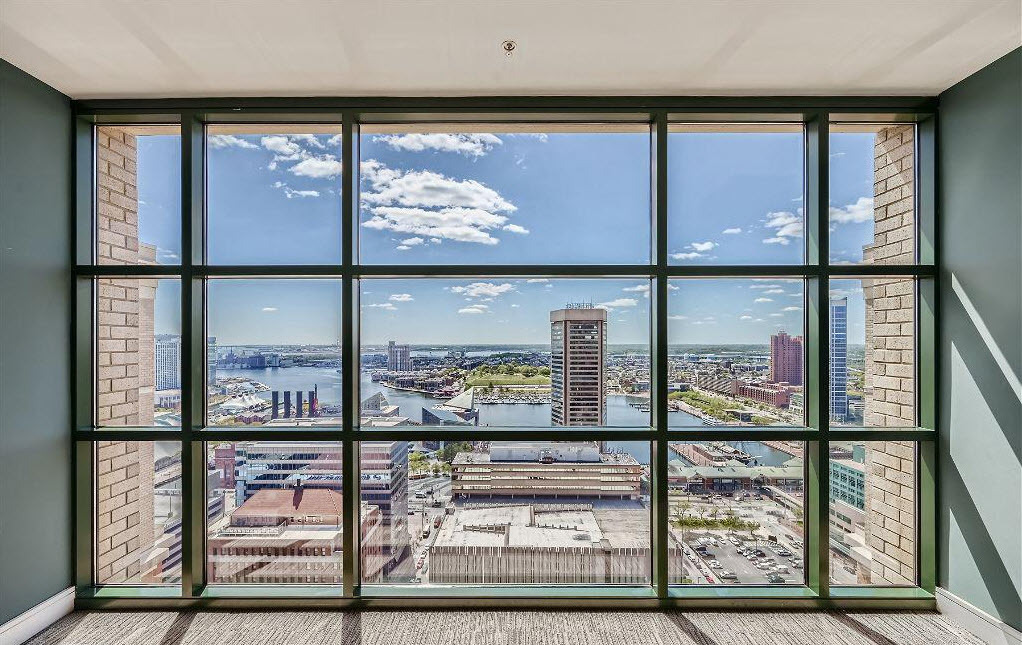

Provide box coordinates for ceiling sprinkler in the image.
[502,40,516,57]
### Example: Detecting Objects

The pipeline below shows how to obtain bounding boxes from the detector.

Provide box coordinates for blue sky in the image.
[138,127,879,345]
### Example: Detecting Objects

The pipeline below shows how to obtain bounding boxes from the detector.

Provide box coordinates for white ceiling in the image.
[1,0,1019,99]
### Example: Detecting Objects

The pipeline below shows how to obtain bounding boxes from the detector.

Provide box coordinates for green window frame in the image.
[72,99,937,610]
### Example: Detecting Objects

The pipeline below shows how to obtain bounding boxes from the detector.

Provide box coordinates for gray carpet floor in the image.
[26,610,985,645]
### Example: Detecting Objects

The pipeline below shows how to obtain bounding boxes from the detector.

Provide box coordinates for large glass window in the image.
[360,278,651,428]
[96,278,181,427]
[207,125,343,265]
[358,125,651,265]
[668,279,806,427]
[830,278,915,427]
[668,442,805,585]
[95,441,182,585]
[362,439,651,585]
[830,124,916,265]
[668,124,804,265]
[829,441,916,586]
[206,279,342,427]
[206,442,344,585]
[95,126,181,265]
[81,112,932,601]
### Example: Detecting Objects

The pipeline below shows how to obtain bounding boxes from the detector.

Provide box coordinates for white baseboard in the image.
[0,587,74,645]
[937,588,1022,645]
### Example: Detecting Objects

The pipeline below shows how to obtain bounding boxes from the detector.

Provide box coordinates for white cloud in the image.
[763,288,785,294]
[769,313,784,317]
[668,314,688,321]
[510,304,520,308]
[376,133,503,157]
[762,210,803,245]
[739,315,753,320]
[450,282,516,299]
[389,293,414,302]
[783,306,802,311]
[754,297,773,303]
[261,135,302,158]
[458,303,489,315]
[668,284,678,290]
[401,237,425,246]
[750,283,782,290]
[290,155,343,179]
[272,181,319,199]
[596,298,638,310]
[209,134,258,149]
[526,278,549,284]
[671,252,704,260]
[690,241,717,252]
[830,197,874,224]
[361,161,515,212]
[722,227,742,235]
[359,160,521,245]
[365,303,397,310]
[623,284,652,299]
[395,245,411,251]
[261,307,278,312]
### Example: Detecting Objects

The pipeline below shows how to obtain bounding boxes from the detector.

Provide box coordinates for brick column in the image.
[94,126,163,582]
[859,125,916,585]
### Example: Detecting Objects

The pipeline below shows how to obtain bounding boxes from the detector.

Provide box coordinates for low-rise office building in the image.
[451,442,642,500]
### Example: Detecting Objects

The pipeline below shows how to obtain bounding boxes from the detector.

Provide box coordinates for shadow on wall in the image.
[941,274,1022,628]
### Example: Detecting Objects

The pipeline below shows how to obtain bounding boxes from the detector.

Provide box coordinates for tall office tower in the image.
[387,340,411,372]
[769,330,803,385]
[155,334,181,390]
[830,297,849,421]
[207,336,218,389]
[550,304,607,427]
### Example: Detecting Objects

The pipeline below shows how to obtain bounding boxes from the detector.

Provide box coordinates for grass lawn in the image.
[465,375,551,387]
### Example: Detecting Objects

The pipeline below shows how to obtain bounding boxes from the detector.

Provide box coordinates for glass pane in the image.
[668,124,804,265]
[363,439,651,584]
[206,441,343,584]
[96,278,181,427]
[829,441,916,585]
[830,124,916,265]
[360,279,650,428]
[96,125,181,265]
[206,279,342,426]
[668,279,805,427]
[207,125,343,264]
[358,125,650,264]
[830,278,915,426]
[668,442,805,585]
[95,441,181,584]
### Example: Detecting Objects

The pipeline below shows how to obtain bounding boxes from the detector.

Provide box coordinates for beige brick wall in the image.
[860,124,916,585]
[94,126,161,583]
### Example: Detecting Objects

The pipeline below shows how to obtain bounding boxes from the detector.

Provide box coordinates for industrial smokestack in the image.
[271,391,279,419]
[308,390,317,417]
[284,390,292,418]
[296,390,304,418]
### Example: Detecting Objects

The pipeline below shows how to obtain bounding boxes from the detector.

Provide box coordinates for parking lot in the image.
[670,491,805,585]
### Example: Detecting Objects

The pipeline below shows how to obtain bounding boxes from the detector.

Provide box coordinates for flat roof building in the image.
[451,441,641,500]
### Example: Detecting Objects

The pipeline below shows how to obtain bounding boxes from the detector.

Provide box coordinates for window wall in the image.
[74,109,935,606]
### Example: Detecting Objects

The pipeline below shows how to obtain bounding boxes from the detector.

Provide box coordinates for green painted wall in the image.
[938,47,1022,631]
[0,60,73,624]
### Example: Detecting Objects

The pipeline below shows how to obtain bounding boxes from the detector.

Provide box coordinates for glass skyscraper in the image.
[830,297,849,421]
